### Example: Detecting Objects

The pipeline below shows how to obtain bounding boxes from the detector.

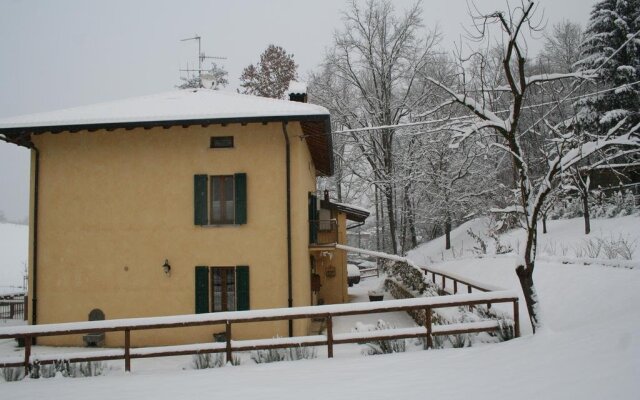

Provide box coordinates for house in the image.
[0,88,367,347]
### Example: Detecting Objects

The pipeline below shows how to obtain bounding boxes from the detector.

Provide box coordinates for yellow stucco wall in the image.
[28,121,316,347]
[315,213,348,305]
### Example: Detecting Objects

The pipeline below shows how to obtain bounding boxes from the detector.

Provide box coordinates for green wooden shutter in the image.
[195,266,210,314]
[194,175,208,225]
[234,173,247,224]
[308,194,318,244]
[236,266,250,311]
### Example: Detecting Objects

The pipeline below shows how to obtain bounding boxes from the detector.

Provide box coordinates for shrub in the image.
[251,346,317,364]
[2,367,25,382]
[192,353,240,369]
[467,229,487,255]
[27,360,105,379]
[353,320,406,355]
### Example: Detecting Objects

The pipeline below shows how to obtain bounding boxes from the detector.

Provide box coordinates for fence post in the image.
[468,286,473,311]
[24,335,31,375]
[513,299,520,338]
[326,315,334,358]
[453,280,458,294]
[432,273,435,284]
[424,307,433,349]
[124,329,131,372]
[225,321,232,363]
[441,275,446,291]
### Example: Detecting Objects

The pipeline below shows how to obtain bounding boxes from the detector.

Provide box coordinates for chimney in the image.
[287,80,308,103]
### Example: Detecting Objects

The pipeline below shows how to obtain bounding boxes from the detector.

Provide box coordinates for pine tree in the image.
[239,45,297,99]
[575,0,640,133]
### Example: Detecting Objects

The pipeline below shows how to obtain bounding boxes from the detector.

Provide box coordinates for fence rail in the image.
[0,291,519,373]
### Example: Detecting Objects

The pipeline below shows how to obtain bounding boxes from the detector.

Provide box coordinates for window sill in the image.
[197,224,244,228]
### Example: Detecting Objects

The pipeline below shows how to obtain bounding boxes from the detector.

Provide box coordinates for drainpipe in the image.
[31,145,40,329]
[282,122,293,337]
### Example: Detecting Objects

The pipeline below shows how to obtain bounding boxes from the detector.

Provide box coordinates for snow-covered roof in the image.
[0,89,329,130]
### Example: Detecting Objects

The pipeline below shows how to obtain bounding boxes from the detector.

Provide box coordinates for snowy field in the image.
[1,216,639,399]
[0,222,28,296]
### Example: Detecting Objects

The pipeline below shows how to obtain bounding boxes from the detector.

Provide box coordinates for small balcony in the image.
[309,219,338,249]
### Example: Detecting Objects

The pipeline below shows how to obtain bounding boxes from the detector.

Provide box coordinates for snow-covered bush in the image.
[251,346,317,364]
[191,353,237,369]
[574,235,637,260]
[467,229,487,255]
[353,320,406,355]
[27,360,106,379]
[2,367,24,382]
[381,260,426,294]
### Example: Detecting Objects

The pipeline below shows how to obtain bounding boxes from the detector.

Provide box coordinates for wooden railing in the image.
[0,291,519,373]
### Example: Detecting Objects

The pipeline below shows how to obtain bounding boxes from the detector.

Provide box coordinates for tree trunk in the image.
[515,264,540,333]
[519,221,542,333]
[374,187,381,252]
[445,215,451,250]
[384,184,398,254]
[582,191,591,235]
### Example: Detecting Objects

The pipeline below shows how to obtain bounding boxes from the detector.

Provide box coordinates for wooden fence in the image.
[0,291,519,373]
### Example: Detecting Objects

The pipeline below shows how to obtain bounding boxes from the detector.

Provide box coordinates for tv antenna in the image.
[180,35,227,86]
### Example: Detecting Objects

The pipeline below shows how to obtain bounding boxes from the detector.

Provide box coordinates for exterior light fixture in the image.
[163,259,171,275]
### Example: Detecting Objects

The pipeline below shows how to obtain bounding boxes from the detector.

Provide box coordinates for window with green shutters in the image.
[194,266,250,313]
[194,173,247,226]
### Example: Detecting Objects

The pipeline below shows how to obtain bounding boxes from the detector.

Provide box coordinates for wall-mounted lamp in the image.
[162,259,171,275]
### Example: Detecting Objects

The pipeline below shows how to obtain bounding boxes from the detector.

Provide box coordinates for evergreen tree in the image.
[240,45,297,99]
[575,0,640,133]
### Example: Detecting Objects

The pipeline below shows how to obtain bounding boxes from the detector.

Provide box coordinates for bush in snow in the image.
[448,334,470,348]
[2,367,25,382]
[251,346,317,364]
[27,360,106,379]
[574,235,637,260]
[192,353,240,369]
[353,320,406,355]
[467,229,487,255]
[381,260,427,294]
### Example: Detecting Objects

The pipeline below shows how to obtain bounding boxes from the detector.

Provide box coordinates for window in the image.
[210,136,234,149]
[195,266,250,313]
[194,173,247,225]
[210,175,235,224]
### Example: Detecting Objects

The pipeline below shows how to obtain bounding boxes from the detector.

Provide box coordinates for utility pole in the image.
[180,35,227,87]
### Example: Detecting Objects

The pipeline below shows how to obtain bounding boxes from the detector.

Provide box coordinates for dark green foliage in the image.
[576,0,640,133]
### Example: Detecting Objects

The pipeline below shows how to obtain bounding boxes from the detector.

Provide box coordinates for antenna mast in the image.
[180,35,227,88]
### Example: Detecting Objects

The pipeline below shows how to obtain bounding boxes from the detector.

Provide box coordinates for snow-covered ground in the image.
[0,222,28,296]
[1,216,639,399]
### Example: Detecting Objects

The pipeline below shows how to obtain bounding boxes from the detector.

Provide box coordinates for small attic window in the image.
[210,136,234,149]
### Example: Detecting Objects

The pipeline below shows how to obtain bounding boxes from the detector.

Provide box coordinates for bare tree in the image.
[313,0,440,254]
[425,1,639,331]
[539,19,583,73]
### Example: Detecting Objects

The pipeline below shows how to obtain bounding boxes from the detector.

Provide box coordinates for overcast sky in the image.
[0,0,595,222]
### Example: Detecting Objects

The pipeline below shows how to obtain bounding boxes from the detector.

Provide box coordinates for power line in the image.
[324,29,640,138]
[323,80,640,137]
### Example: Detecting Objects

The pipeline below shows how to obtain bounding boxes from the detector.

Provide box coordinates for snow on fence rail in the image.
[0,291,519,373]
[335,243,504,293]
